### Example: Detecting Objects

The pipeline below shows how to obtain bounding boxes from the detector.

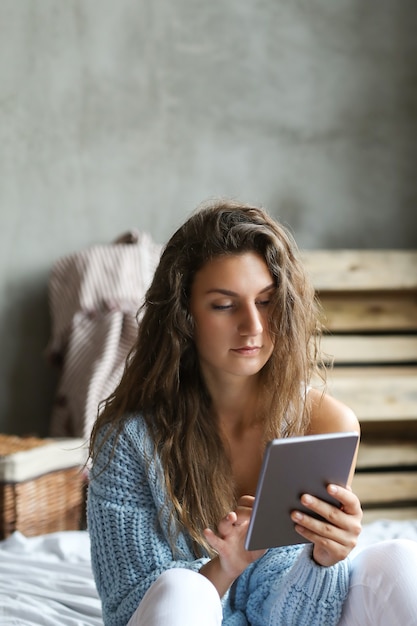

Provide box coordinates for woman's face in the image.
[189,252,275,384]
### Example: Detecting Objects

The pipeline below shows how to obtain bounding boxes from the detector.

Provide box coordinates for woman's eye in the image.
[257,299,271,307]
[212,303,233,310]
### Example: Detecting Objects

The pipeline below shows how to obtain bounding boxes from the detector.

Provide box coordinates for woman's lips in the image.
[232,346,261,355]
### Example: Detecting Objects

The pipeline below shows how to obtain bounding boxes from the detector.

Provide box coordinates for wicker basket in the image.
[0,435,86,540]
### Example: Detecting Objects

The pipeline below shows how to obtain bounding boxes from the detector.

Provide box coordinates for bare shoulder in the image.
[306,387,360,436]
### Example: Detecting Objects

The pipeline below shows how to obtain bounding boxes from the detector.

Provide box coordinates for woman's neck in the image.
[208,375,262,433]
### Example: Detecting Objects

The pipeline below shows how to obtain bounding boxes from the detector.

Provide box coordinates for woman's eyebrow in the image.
[205,283,275,296]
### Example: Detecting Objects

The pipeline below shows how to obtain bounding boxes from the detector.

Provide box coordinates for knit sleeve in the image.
[232,544,350,626]
[87,417,209,626]
[267,545,350,625]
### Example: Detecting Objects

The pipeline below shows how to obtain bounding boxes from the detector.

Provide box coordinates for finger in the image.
[291,504,362,549]
[299,491,362,529]
[203,528,223,553]
[235,507,252,525]
[235,497,255,526]
[327,484,362,515]
[237,495,255,508]
[291,508,337,538]
[294,520,358,565]
[293,522,340,548]
[217,512,237,536]
[292,511,355,546]
[299,494,347,528]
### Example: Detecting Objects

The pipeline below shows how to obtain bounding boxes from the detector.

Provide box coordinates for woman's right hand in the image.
[200,496,266,597]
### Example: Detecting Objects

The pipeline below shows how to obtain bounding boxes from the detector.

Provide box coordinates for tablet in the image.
[245,431,359,550]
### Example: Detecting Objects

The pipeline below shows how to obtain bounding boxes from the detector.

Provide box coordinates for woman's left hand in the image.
[291,484,363,567]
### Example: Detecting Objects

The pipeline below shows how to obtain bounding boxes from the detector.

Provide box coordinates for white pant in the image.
[127,539,417,626]
[127,568,222,626]
[338,539,417,626]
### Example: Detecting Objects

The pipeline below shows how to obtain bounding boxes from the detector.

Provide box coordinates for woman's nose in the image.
[238,304,264,335]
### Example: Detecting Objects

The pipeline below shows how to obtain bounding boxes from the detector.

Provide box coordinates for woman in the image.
[88,200,417,626]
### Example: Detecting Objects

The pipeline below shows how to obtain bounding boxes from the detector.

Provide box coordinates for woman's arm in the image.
[200,496,266,597]
[88,418,210,625]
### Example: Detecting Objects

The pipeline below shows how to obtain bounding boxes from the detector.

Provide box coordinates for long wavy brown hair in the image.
[89,200,325,555]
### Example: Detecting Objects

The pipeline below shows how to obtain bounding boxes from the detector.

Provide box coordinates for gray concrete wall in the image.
[1,0,416,435]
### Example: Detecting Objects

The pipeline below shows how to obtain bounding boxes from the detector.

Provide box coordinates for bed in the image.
[1,520,417,625]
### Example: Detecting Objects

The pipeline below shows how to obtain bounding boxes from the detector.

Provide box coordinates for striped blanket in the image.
[46,231,161,439]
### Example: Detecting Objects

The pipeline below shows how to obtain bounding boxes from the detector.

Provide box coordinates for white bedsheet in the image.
[1,520,417,625]
[0,531,102,626]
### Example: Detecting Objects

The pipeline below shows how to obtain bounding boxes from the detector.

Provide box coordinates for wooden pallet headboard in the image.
[303,250,417,522]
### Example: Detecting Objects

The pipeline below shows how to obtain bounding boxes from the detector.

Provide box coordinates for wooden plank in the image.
[362,507,417,523]
[321,366,417,421]
[360,420,417,438]
[321,335,417,365]
[317,293,417,332]
[353,471,417,504]
[302,250,417,291]
[357,441,417,469]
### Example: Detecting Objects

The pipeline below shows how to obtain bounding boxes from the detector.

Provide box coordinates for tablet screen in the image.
[245,431,359,550]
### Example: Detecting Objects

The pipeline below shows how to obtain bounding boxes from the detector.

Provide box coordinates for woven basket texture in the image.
[0,435,84,539]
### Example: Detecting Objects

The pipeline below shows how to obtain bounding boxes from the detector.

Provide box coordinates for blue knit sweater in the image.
[87,416,351,626]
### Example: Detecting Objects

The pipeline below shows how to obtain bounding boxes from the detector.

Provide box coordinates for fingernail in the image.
[328,484,338,494]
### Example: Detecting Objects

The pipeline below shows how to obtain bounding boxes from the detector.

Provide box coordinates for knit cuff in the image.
[292,543,351,597]
[267,544,351,626]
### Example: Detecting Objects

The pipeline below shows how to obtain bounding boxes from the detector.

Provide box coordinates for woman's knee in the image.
[155,568,220,602]
[352,538,417,580]
[128,568,223,626]
[341,539,417,625]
